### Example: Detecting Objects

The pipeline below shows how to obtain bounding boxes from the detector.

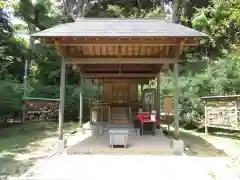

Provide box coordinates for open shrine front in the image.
[83,63,161,126]
[102,80,138,124]
[90,79,144,125]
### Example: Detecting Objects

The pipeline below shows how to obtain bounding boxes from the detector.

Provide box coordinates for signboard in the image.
[150,114,156,122]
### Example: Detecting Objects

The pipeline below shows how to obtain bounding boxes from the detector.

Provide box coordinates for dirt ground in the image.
[1,122,239,179]
[181,128,240,177]
[0,121,78,180]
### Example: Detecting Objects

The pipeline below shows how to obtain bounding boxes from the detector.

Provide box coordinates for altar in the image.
[89,79,142,125]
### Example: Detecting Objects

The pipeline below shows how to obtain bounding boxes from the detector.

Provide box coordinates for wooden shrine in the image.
[202,95,240,132]
[31,18,207,140]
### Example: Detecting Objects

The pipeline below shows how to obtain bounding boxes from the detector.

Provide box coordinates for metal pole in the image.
[23,59,28,97]
[173,61,179,140]
[23,24,35,97]
[22,34,34,122]
[79,73,83,128]
[58,59,66,140]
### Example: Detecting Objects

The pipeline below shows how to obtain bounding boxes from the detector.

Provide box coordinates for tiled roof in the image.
[31,18,208,38]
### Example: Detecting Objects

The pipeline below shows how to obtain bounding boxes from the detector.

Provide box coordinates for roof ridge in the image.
[75,18,167,22]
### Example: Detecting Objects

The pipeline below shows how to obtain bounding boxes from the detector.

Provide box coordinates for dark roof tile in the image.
[31,18,208,38]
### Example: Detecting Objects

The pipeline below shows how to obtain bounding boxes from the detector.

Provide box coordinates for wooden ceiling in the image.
[47,37,197,79]
[49,37,196,59]
[63,44,176,58]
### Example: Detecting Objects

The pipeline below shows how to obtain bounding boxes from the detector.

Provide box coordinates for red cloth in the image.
[136,112,157,124]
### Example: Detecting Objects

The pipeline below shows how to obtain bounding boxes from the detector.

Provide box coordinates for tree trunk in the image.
[172,0,179,23]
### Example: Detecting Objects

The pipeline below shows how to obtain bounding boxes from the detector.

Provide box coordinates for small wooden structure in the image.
[31,18,207,140]
[202,95,240,133]
[24,97,59,121]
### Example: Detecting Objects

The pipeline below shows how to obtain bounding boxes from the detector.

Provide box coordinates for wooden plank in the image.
[164,96,173,114]
[84,73,157,78]
[129,83,138,102]
[65,57,176,64]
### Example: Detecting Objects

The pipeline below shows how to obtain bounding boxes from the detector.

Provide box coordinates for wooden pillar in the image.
[97,80,101,101]
[79,73,83,128]
[58,59,66,140]
[156,73,161,118]
[204,101,208,135]
[173,61,179,140]
[141,81,144,104]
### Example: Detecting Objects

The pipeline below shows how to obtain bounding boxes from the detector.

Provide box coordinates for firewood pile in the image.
[25,100,59,121]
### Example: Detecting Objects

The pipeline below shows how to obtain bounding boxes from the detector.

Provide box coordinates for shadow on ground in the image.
[205,128,240,141]
[179,131,227,157]
[162,126,227,157]
[0,121,78,179]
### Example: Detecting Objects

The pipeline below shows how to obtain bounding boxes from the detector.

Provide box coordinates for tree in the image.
[57,0,98,20]
[192,0,240,57]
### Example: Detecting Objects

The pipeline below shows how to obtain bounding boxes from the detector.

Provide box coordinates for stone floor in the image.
[21,154,239,180]
[66,129,174,155]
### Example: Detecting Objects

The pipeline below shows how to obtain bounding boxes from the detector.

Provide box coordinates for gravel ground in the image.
[231,154,240,177]
[20,154,239,180]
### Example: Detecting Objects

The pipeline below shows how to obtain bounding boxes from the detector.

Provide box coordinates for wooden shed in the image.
[202,95,240,133]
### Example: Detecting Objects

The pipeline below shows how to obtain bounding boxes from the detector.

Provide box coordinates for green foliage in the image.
[14,0,62,30]
[0,80,24,118]
[0,0,240,127]
[161,52,240,125]
[191,0,240,57]
[86,0,164,18]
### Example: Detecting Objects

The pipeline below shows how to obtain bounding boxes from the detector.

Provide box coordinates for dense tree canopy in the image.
[0,0,239,126]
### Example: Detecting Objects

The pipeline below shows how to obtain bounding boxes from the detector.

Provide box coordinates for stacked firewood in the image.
[25,100,59,121]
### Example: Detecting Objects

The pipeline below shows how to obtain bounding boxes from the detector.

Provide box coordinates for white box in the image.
[109,129,129,148]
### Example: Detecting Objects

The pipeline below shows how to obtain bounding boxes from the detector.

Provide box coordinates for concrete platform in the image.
[66,129,174,155]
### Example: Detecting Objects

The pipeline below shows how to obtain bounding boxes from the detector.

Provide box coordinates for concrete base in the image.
[79,127,85,134]
[171,139,184,154]
[56,139,67,153]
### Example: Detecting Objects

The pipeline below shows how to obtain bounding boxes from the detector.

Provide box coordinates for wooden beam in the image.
[102,79,149,84]
[84,73,157,78]
[84,68,155,72]
[65,57,176,64]
[45,37,197,46]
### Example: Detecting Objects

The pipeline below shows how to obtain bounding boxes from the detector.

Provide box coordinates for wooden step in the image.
[111,119,129,124]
